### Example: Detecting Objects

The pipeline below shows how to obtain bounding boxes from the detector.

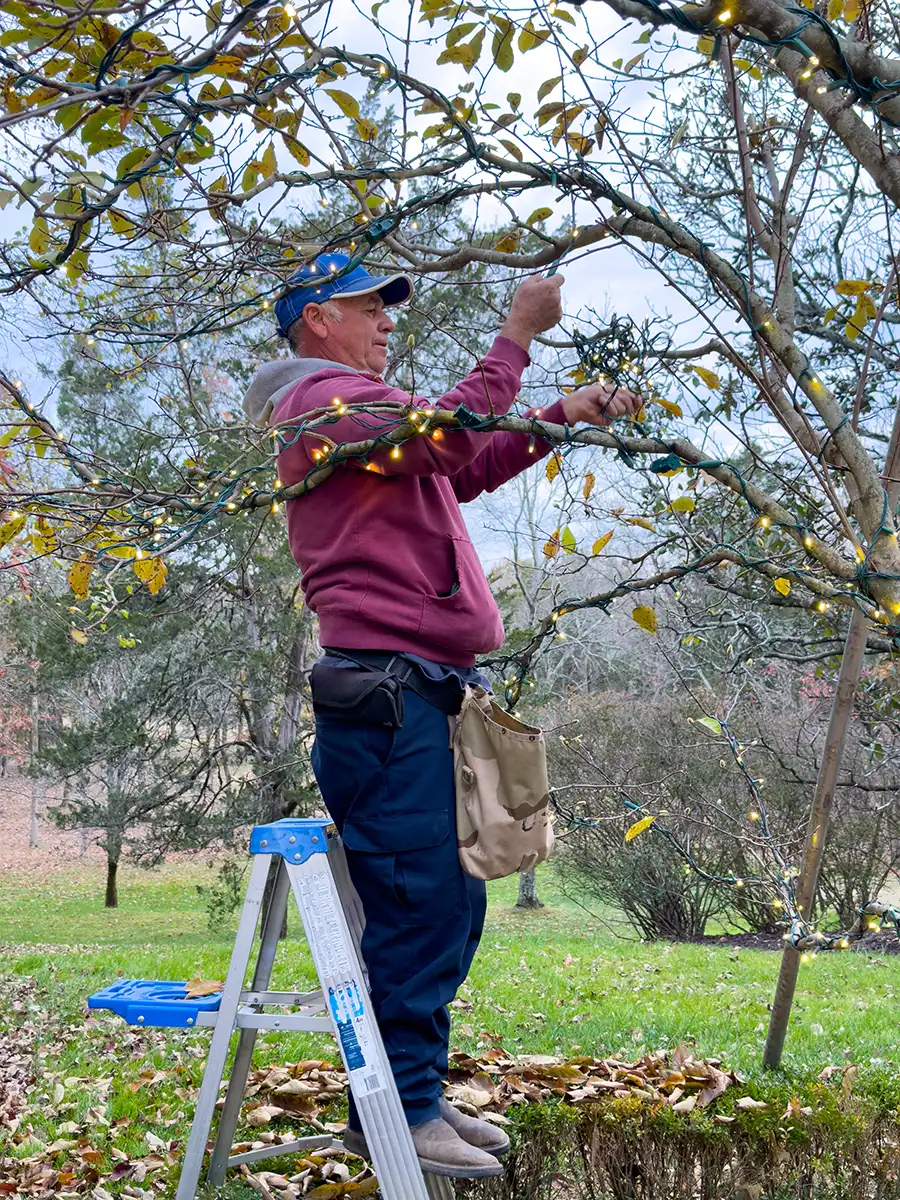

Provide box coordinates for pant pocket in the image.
[343,811,465,925]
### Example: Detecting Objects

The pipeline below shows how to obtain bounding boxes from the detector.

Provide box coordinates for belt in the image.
[323,648,463,716]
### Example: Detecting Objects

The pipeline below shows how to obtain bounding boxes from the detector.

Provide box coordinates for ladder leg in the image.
[285,854,432,1200]
[207,858,292,1186]
[176,854,272,1200]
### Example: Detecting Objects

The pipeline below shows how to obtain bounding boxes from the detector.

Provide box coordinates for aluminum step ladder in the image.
[88,818,454,1200]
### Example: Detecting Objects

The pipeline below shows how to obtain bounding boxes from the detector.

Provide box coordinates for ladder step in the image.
[227,1136,332,1167]
[88,979,223,1028]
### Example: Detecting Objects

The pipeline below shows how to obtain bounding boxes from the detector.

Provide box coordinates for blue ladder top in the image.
[88,978,224,1028]
[249,817,334,865]
[88,821,334,1030]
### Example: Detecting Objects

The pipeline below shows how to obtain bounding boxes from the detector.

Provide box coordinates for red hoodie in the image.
[273,336,567,667]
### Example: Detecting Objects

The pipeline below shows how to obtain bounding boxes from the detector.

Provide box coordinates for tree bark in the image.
[28,687,41,849]
[105,857,119,908]
[516,868,544,909]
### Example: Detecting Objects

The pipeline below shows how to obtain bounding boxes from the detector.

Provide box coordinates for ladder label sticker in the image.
[298,869,352,979]
[328,979,385,1097]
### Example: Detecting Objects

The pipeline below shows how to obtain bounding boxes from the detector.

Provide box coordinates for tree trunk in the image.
[763,402,900,1069]
[105,857,119,908]
[28,688,41,849]
[516,868,544,909]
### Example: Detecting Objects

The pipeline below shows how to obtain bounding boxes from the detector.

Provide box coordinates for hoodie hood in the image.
[242,357,360,426]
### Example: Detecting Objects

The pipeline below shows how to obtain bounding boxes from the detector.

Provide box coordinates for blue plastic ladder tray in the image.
[88,979,223,1028]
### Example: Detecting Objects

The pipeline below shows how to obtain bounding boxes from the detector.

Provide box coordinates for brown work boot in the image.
[343,1120,503,1179]
[439,1098,510,1157]
[411,1119,503,1178]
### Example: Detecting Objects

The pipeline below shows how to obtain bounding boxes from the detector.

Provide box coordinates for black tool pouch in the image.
[310,660,405,728]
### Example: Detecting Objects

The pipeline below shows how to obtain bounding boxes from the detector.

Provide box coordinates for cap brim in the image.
[331,273,414,307]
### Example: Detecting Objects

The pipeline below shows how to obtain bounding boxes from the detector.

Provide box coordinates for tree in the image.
[2,0,900,1056]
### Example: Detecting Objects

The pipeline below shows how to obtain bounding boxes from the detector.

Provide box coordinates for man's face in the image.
[318,293,396,374]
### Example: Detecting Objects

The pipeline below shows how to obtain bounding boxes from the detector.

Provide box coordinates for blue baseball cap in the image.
[274,252,414,338]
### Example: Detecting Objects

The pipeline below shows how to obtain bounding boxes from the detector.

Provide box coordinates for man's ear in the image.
[302,304,328,340]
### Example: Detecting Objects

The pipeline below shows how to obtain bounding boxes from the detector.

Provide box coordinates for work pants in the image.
[311,687,487,1129]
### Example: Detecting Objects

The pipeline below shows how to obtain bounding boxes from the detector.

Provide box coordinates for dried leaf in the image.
[184,975,224,999]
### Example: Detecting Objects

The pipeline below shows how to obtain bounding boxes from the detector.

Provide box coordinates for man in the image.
[243,253,641,1179]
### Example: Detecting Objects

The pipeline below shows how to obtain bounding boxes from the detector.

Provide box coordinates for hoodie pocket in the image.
[418,536,504,654]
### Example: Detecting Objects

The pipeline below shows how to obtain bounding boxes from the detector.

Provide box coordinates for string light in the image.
[759,515,771,529]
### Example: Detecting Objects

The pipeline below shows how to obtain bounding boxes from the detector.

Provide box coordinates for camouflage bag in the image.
[452,685,554,881]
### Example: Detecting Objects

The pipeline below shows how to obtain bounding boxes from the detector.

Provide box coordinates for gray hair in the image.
[287,297,344,355]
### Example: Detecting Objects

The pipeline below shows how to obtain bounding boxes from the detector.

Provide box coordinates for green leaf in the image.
[537,76,561,102]
[491,16,515,71]
[107,208,136,235]
[560,525,577,554]
[0,189,14,210]
[697,716,722,735]
[635,28,651,42]
[325,89,360,119]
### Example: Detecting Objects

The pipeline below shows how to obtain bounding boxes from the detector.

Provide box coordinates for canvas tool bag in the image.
[451,685,554,881]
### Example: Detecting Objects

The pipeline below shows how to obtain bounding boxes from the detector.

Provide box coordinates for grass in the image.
[4,859,900,1192]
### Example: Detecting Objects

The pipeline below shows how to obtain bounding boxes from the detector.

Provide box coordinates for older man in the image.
[243,253,641,1179]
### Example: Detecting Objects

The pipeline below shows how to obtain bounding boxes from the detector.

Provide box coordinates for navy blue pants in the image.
[311,687,487,1128]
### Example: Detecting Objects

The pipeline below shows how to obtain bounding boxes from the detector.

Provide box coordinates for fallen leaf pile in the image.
[442,1043,739,1117]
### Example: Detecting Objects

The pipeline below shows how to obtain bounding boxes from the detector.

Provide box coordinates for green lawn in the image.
[3,859,900,1192]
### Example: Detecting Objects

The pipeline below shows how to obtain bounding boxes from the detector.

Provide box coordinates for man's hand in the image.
[561,381,643,426]
[500,274,565,351]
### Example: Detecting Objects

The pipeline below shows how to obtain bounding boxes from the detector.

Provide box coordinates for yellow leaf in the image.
[260,141,277,179]
[592,530,614,555]
[844,319,860,342]
[133,555,168,594]
[0,513,27,549]
[68,557,93,599]
[326,88,360,119]
[826,0,843,18]
[545,452,562,483]
[823,306,837,326]
[583,472,595,500]
[688,365,721,390]
[183,975,224,999]
[29,215,51,255]
[491,15,515,71]
[834,278,871,295]
[697,35,715,55]
[652,396,683,417]
[355,117,378,142]
[543,530,560,559]
[843,0,860,19]
[107,208,136,235]
[99,543,137,560]
[626,516,655,532]
[670,496,695,513]
[33,516,58,555]
[632,605,657,633]
[282,135,311,166]
[494,232,519,253]
[774,577,791,596]
[518,20,551,52]
[526,207,553,225]
[623,50,646,73]
[625,814,657,841]
[69,627,89,645]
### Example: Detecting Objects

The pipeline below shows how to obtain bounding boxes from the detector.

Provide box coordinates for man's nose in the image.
[380,312,395,333]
